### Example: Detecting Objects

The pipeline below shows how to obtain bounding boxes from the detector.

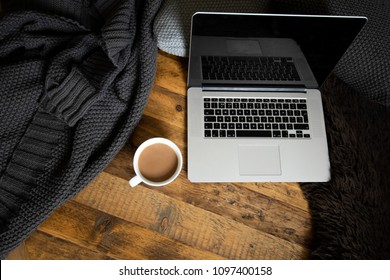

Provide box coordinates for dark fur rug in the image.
[300,75,390,259]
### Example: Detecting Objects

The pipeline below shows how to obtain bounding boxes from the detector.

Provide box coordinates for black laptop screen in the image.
[192,13,367,86]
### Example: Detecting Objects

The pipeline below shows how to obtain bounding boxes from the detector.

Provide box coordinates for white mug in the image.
[129,138,183,187]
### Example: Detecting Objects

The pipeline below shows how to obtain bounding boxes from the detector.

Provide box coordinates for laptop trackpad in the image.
[238,145,281,176]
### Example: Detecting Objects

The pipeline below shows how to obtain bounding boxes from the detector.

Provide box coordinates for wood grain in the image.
[16,50,312,260]
[37,200,225,260]
[73,172,309,259]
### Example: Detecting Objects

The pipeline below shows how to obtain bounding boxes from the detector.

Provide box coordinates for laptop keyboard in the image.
[201,56,301,81]
[203,97,310,138]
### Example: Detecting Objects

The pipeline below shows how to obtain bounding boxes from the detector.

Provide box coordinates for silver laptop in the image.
[187,12,366,182]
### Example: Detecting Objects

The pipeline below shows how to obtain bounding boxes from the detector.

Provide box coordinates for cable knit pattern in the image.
[0,0,163,258]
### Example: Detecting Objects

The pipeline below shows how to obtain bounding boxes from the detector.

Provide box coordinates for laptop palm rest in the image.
[238,145,281,176]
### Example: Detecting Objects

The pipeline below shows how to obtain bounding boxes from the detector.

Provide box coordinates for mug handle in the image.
[129,176,143,187]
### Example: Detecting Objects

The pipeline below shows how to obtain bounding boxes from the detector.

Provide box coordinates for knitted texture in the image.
[0,0,163,258]
[153,0,390,107]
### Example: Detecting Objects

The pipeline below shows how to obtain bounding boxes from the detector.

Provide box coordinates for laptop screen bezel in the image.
[189,12,367,88]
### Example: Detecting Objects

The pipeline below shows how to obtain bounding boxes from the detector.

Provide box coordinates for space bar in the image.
[236,130,272,137]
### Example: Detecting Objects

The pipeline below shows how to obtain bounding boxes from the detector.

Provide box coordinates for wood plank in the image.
[36,200,225,260]
[154,51,188,96]
[143,85,187,130]
[155,177,311,246]
[25,231,112,260]
[131,115,187,151]
[73,171,309,259]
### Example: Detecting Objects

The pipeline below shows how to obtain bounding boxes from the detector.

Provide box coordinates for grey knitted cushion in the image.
[154,0,390,107]
[154,0,272,57]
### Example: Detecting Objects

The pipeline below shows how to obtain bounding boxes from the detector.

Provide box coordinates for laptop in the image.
[187,12,367,182]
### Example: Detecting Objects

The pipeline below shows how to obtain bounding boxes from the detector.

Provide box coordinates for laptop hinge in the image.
[202,84,307,93]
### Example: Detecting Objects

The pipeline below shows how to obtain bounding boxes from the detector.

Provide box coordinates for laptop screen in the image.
[192,13,367,87]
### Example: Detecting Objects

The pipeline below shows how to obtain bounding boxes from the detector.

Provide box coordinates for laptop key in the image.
[273,130,281,137]
[204,116,216,122]
[205,130,211,137]
[227,130,236,137]
[204,123,213,129]
[236,130,272,137]
[294,124,309,130]
[297,104,307,109]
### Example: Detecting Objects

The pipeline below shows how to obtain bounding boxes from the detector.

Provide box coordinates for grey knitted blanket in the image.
[0,0,163,258]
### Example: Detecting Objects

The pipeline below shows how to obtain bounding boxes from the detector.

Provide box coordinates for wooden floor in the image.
[8,51,312,260]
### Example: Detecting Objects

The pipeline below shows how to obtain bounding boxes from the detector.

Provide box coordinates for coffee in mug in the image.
[138,143,178,182]
[129,138,182,187]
